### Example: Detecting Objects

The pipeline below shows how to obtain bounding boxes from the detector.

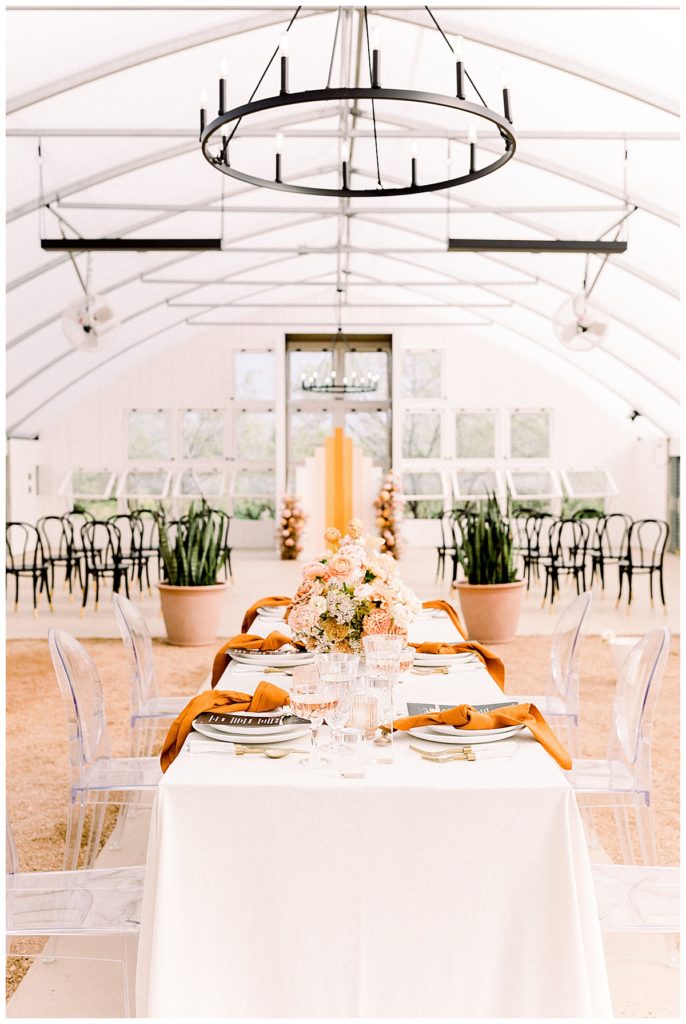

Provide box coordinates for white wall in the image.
[9,323,669,549]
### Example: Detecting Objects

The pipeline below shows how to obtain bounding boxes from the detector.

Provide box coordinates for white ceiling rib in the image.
[5,5,679,437]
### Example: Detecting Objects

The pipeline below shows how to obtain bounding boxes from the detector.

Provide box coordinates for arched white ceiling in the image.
[5,4,680,437]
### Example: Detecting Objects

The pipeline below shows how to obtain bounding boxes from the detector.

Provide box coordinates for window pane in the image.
[69,470,114,498]
[126,410,171,460]
[121,469,169,497]
[456,411,496,459]
[402,471,444,496]
[404,498,443,519]
[182,410,224,459]
[234,351,276,400]
[235,411,275,460]
[233,469,275,520]
[454,469,499,497]
[289,350,334,399]
[510,410,550,458]
[402,350,442,398]
[178,469,226,497]
[564,470,612,496]
[343,351,389,402]
[402,412,441,458]
[289,410,333,463]
[509,470,557,497]
[345,410,389,465]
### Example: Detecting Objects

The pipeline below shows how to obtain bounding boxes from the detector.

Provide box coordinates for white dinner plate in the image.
[413,652,477,668]
[408,724,525,745]
[258,607,287,618]
[192,721,311,744]
[229,650,314,668]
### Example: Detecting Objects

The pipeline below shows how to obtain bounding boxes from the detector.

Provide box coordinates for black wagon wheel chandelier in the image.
[199,6,516,199]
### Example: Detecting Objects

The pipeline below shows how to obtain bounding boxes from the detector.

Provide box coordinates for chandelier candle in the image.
[411,140,418,187]
[275,132,283,184]
[502,69,512,122]
[468,124,477,174]
[199,89,207,141]
[371,28,381,88]
[218,59,228,115]
[280,33,289,94]
[455,35,465,99]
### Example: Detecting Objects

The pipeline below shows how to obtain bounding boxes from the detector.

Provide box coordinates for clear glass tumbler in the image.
[332,727,366,779]
[362,635,403,764]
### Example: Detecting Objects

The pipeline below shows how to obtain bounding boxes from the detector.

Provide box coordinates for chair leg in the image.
[84,799,107,868]
[14,573,20,612]
[659,568,667,609]
[649,570,655,607]
[63,797,88,870]
[612,804,635,864]
[635,800,658,864]
[123,933,137,1017]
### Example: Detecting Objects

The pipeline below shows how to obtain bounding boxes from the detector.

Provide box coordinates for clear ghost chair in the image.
[49,629,162,871]
[112,594,189,757]
[569,627,670,865]
[591,863,680,968]
[6,816,144,1016]
[534,591,593,754]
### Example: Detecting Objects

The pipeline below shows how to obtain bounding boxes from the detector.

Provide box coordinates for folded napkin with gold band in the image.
[410,640,505,691]
[241,596,292,634]
[387,702,571,770]
[422,599,467,639]
[210,631,305,688]
[161,681,290,772]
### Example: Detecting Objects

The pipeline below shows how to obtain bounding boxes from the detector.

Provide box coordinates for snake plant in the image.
[456,493,518,585]
[156,502,225,587]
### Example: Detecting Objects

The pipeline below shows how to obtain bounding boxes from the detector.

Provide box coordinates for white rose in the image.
[392,604,411,629]
[354,583,373,600]
[311,596,327,615]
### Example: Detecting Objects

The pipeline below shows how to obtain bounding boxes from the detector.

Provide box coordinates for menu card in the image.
[406,701,519,716]
[195,712,309,729]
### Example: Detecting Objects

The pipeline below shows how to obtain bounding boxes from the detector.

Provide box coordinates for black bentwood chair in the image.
[6,522,53,615]
[617,519,670,608]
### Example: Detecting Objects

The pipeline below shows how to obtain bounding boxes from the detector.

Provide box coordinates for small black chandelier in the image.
[301,326,379,395]
[199,6,515,199]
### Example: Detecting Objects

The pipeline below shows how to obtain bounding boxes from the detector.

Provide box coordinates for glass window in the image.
[402,412,441,458]
[456,410,496,459]
[561,469,617,497]
[233,469,276,520]
[62,469,116,499]
[235,411,276,460]
[176,469,226,498]
[234,350,276,400]
[288,410,333,463]
[289,349,334,399]
[507,469,561,499]
[402,349,442,398]
[345,410,389,465]
[453,469,501,499]
[343,350,389,402]
[118,469,171,498]
[510,410,551,459]
[182,410,224,459]
[126,410,171,460]
[402,471,445,519]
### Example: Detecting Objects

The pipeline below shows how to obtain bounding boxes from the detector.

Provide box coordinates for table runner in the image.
[136,614,611,1018]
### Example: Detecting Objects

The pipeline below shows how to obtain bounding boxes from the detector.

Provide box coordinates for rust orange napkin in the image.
[410,640,506,691]
[388,702,571,770]
[422,599,467,639]
[210,631,305,688]
[160,681,290,772]
[241,596,292,634]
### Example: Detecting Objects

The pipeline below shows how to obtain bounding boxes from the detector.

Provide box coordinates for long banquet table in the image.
[136,610,612,1018]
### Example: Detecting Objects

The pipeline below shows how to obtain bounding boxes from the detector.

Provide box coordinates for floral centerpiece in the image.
[375,470,403,557]
[288,518,421,653]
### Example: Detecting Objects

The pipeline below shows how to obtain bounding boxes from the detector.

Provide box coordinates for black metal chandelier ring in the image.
[200,87,516,198]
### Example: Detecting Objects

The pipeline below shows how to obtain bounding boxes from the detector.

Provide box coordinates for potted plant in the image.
[156,502,229,646]
[453,494,524,643]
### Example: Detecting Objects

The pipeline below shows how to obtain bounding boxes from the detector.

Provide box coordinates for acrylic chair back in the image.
[549,591,593,712]
[48,629,111,782]
[608,627,670,796]
[112,594,157,717]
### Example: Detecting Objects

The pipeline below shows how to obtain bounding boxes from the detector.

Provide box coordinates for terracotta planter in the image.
[454,580,525,644]
[157,582,229,646]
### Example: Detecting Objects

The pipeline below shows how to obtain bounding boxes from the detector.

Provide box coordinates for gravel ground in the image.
[6,633,679,998]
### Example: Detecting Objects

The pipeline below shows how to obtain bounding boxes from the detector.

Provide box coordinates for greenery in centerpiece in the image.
[456,493,518,585]
[288,519,421,653]
[156,501,225,586]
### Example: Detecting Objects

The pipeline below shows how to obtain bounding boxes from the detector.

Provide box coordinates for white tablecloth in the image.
[136,613,612,1018]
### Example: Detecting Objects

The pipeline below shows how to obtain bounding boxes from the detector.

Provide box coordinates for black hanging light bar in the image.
[198,6,516,199]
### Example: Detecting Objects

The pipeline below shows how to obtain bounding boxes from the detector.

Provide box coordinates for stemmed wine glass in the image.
[289,663,338,769]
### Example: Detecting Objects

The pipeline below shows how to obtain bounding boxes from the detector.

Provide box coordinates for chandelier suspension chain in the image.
[363,6,383,188]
